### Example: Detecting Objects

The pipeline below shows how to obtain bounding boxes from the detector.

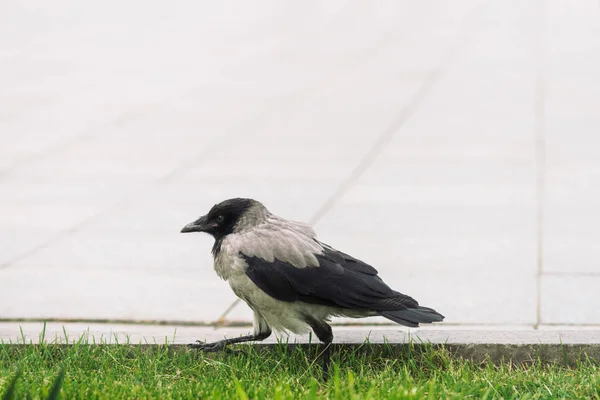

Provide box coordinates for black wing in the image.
[242,243,419,311]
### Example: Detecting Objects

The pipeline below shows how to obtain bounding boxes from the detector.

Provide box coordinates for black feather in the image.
[241,245,444,327]
[380,307,445,327]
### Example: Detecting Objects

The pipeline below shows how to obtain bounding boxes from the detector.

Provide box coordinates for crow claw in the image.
[188,341,228,352]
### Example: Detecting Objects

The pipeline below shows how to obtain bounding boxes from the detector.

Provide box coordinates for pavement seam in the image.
[542,272,600,277]
[534,0,547,330]
[5,318,600,328]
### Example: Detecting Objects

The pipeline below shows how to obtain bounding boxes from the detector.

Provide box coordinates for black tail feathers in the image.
[379,306,445,328]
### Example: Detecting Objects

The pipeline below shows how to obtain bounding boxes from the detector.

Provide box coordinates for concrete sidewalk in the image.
[1,0,600,327]
[2,322,599,345]
[2,322,599,363]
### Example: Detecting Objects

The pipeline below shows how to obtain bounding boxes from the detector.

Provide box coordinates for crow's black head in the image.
[181,198,257,241]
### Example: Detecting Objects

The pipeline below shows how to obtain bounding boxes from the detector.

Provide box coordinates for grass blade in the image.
[1,368,22,400]
[46,368,65,400]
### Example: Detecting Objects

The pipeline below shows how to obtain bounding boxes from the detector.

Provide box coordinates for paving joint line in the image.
[542,272,600,277]
[9,318,596,327]
[534,0,546,330]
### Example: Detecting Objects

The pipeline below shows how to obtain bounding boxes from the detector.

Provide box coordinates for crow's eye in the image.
[215,215,225,224]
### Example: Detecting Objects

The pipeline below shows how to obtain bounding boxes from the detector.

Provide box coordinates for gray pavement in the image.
[1,0,600,327]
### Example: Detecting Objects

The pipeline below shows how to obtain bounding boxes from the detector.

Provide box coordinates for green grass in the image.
[1,337,599,399]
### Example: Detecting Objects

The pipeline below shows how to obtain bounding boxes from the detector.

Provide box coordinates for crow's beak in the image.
[181,215,209,233]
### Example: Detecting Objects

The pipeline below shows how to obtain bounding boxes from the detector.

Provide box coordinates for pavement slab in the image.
[1,0,600,327]
[1,322,599,345]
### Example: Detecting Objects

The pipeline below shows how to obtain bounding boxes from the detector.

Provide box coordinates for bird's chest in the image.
[217,256,276,312]
[213,252,246,280]
[227,273,266,308]
[213,253,263,304]
[212,242,306,331]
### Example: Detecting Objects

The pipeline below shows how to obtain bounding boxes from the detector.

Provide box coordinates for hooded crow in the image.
[181,198,444,370]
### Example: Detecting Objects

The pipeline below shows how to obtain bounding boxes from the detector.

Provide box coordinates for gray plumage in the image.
[181,197,444,347]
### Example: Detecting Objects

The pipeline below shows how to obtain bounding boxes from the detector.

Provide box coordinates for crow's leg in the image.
[306,318,334,380]
[188,330,271,352]
[190,311,271,353]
